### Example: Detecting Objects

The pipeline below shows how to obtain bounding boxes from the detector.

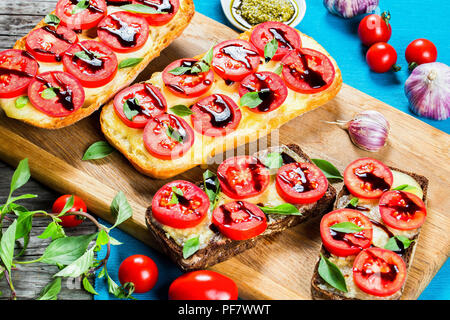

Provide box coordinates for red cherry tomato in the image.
[97,11,150,53]
[212,201,267,240]
[63,40,118,88]
[379,191,427,230]
[113,83,167,128]
[405,38,437,66]
[0,49,39,99]
[212,39,260,82]
[169,270,238,300]
[191,94,242,137]
[52,194,87,228]
[118,255,159,293]
[239,71,288,113]
[353,248,407,297]
[55,0,107,30]
[344,158,393,199]
[143,113,194,160]
[358,12,392,47]
[250,21,301,61]
[25,26,78,63]
[276,162,328,204]
[162,58,214,98]
[281,48,335,94]
[131,0,180,26]
[151,180,210,229]
[217,156,270,199]
[366,42,398,73]
[320,209,373,257]
[28,71,85,117]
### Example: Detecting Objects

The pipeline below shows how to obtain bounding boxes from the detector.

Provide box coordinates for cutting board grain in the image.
[0,4,449,300]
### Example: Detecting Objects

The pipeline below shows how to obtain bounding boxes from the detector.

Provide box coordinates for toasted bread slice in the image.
[145,144,337,271]
[311,167,429,300]
[0,0,195,129]
[100,28,343,179]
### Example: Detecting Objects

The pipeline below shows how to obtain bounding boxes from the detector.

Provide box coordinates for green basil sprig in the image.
[170,104,193,117]
[203,170,220,208]
[37,278,62,300]
[183,236,200,259]
[41,88,59,100]
[44,14,60,28]
[72,0,90,15]
[169,47,214,75]
[318,254,348,292]
[15,96,29,109]
[169,186,184,205]
[166,125,184,143]
[385,235,414,252]
[392,184,417,192]
[264,38,278,63]
[258,203,301,216]
[240,91,263,109]
[264,152,283,170]
[82,141,115,160]
[121,3,168,14]
[274,63,283,75]
[329,221,363,233]
[348,197,359,207]
[119,58,143,69]
[311,159,343,181]
[123,99,140,121]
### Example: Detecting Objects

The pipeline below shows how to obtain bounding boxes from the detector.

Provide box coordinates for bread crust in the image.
[100,28,343,179]
[0,1,195,129]
[310,167,429,300]
[145,144,337,271]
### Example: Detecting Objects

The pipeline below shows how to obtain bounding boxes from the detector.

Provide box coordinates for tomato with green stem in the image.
[118,255,159,293]
[358,12,392,47]
[405,39,437,70]
[366,42,400,73]
[52,194,87,227]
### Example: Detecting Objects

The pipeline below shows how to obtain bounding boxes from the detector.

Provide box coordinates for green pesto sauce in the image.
[237,0,295,25]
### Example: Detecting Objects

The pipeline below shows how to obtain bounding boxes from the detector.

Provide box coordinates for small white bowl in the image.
[220,0,306,32]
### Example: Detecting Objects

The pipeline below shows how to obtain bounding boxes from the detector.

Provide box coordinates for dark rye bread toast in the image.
[145,144,337,271]
[311,167,429,300]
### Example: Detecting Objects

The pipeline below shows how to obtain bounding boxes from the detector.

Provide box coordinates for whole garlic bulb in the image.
[323,0,379,18]
[405,62,450,120]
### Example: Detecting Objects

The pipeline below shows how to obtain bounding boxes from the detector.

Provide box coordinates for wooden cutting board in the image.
[0,11,449,300]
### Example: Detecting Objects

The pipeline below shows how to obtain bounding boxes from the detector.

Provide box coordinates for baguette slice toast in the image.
[100,26,343,179]
[0,0,195,129]
[145,144,337,271]
[311,167,429,300]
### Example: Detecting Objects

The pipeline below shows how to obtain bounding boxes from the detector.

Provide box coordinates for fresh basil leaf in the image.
[264,38,278,63]
[41,233,97,265]
[170,105,193,117]
[183,236,199,259]
[274,63,283,75]
[110,191,133,229]
[41,87,60,100]
[107,274,135,299]
[121,4,167,14]
[96,229,110,247]
[191,46,214,74]
[392,184,417,192]
[265,152,283,170]
[15,96,29,109]
[384,235,414,252]
[44,14,60,27]
[54,247,95,278]
[109,236,123,246]
[72,0,90,14]
[240,91,262,109]
[318,254,347,292]
[82,141,115,160]
[74,50,104,61]
[38,221,66,241]
[97,268,106,279]
[349,197,359,207]
[123,100,139,121]
[203,170,220,207]
[166,125,184,143]
[119,57,143,69]
[258,203,301,215]
[37,278,61,300]
[168,66,191,75]
[9,194,37,203]
[0,220,17,273]
[58,195,75,217]
[311,159,343,181]
[10,159,31,194]
[82,276,98,295]
[14,211,35,241]
[329,222,363,234]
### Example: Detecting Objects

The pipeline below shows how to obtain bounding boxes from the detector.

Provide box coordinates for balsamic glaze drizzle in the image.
[69,0,105,14]
[98,14,139,47]
[135,0,174,13]
[221,201,263,226]
[220,44,258,69]
[354,170,391,192]
[289,51,327,89]
[197,94,234,128]
[269,28,294,50]
[36,74,75,111]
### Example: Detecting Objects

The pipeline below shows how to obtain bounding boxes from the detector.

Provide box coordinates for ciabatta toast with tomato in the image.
[0,0,195,129]
[310,158,429,300]
[145,144,337,271]
[100,22,343,179]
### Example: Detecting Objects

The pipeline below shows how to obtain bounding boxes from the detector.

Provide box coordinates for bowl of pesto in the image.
[220,0,306,31]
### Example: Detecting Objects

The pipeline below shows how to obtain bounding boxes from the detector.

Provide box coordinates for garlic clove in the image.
[323,0,380,19]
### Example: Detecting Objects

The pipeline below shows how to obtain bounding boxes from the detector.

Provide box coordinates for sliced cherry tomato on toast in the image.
[281,48,335,94]
[114,83,167,128]
[344,158,393,199]
[191,94,242,137]
[97,11,150,53]
[169,270,238,300]
[143,113,194,160]
[353,248,407,297]
[162,58,214,98]
[276,162,328,204]
[379,190,427,230]
[131,0,180,26]
[63,40,118,88]
[217,156,270,199]
[28,71,85,117]
[52,194,87,228]
[25,26,78,63]
[152,180,209,229]
[239,71,288,113]
[212,39,260,82]
[320,209,373,257]
[212,201,267,240]
[55,0,107,30]
[0,49,39,99]
[118,255,158,293]
[250,21,301,61]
